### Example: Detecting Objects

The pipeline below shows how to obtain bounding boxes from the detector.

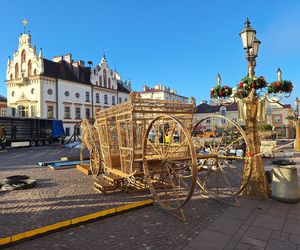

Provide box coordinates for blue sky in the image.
[1,0,300,106]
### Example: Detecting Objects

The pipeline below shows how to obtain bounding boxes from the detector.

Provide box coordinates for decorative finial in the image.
[103,48,107,59]
[277,67,282,81]
[22,19,28,34]
[217,73,221,87]
[245,18,251,27]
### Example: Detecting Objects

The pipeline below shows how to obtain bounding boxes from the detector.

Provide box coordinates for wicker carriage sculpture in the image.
[81,93,252,212]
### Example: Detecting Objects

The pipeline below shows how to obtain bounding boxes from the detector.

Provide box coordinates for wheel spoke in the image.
[165,162,189,189]
[221,159,243,179]
[218,162,236,196]
[165,139,188,160]
[216,120,231,152]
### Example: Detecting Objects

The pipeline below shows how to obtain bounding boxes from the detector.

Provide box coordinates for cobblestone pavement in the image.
[184,198,300,250]
[1,147,299,249]
[0,146,230,249]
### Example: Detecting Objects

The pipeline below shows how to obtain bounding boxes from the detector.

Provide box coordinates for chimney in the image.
[78,60,85,67]
[53,55,63,63]
[143,85,148,91]
[64,53,72,64]
[72,61,79,79]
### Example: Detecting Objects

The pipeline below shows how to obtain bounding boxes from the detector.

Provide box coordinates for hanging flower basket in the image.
[267,80,293,94]
[210,85,232,99]
[235,76,267,98]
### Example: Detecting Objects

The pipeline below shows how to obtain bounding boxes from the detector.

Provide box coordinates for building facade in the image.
[0,95,7,116]
[6,32,131,137]
[194,101,242,130]
[137,84,188,103]
[194,100,293,139]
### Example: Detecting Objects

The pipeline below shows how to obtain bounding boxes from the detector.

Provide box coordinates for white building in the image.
[137,84,188,103]
[6,32,131,137]
[194,100,242,129]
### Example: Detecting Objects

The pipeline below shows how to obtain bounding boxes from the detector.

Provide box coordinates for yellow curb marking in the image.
[0,199,153,246]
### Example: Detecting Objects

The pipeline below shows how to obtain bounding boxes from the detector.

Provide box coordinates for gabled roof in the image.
[117,81,130,93]
[42,59,91,84]
[0,95,7,102]
[196,102,238,113]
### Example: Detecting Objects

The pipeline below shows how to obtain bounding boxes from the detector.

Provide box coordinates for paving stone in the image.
[244,226,272,241]
[267,206,290,217]
[266,239,297,250]
[234,242,251,249]
[223,240,238,249]
[252,214,285,230]
[240,236,267,248]
[290,208,300,217]
[185,229,232,250]
[206,216,243,235]
[222,206,253,220]
[290,234,300,244]
[283,222,300,235]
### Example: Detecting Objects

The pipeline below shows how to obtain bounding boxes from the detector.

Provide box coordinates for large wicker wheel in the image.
[90,146,102,177]
[143,115,197,211]
[192,115,251,198]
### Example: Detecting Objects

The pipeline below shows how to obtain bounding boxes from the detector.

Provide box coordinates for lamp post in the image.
[210,19,293,198]
[295,97,300,151]
[238,19,270,198]
[239,19,261,78]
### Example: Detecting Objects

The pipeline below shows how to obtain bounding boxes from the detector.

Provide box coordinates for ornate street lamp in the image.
[209,19,294,198]
[239,19,256,50]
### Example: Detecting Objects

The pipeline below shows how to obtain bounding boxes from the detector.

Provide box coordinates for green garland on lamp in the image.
[235,76,267,98]
[210,85,232,99]
[267,80,293,94]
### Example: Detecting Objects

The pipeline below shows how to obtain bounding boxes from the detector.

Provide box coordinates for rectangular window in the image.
[12,107,16,116]
[207,119,211,124]
[64,106,70,119]
[65,127,70,136]
[118,97,122,103]
[31,106,37,117]
[221,118,226,124]
[75,107,81,119]
[124,98,128,102]
[47,106,54,119]
[86,108,90,118]
[112,96,115,105]
[96,93,100,103]
[85,91,90,102]
[104,95,108,104]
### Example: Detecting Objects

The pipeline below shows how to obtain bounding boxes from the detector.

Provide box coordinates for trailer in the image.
[0,116,65,147]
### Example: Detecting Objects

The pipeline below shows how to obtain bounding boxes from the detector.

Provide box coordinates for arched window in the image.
[28,60,32,76]
[21,50,26,64]
[33,69,37,75]
[99,75,102,86]
[10,74,13,80]
[15,63,19,79]
[108,78,111,88]
[103,69,107,87]
[220,106,226,116]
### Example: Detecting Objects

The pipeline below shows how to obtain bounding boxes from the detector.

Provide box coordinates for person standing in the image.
[12,125,17,139]
[0,124,7,152]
